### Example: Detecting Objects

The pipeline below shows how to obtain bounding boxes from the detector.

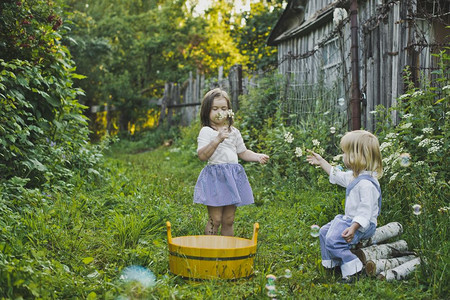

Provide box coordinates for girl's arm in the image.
[306,150,332,175]
[238,150,269,164]
[197,128,229,161]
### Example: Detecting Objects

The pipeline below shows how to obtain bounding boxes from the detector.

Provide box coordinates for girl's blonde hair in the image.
[340,130,383,178]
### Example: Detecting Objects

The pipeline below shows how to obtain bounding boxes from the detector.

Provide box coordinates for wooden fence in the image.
[158,64,244,127]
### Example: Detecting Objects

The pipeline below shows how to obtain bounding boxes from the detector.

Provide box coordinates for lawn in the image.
[83,142,436,299]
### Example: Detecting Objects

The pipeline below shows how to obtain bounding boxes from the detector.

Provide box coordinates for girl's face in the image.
[209,97,229,126]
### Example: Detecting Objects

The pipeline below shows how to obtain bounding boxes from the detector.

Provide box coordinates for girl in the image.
[306,130,383,283]
[194,88,269,236]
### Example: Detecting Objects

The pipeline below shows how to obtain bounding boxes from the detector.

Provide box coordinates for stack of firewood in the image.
[351,222,421,281]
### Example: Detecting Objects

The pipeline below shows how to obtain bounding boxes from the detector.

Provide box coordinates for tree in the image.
[232,0,285,72]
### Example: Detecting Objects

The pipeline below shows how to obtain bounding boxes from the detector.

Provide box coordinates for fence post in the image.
[158,82,170,126]
[229,64,242,112]
[218,66,224,88]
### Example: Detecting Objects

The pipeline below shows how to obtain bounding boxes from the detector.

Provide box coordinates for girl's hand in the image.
[306,150,323,166]
[216,127,230,143]
[258,154,269,164]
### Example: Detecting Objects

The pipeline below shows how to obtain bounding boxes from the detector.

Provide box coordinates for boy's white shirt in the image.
[197,126,247,165]
[329,167,380,231]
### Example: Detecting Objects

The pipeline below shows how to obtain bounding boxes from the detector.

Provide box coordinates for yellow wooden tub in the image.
[166,221,259,280]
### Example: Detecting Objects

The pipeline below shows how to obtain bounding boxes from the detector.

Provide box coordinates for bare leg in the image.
[220,205,236,236]
[205,206,223,235]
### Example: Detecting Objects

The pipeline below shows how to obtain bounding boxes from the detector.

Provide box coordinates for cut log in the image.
[377,257,421,281]
[358,222,403,248]
[365,255,417,276]
[352,240,410,264]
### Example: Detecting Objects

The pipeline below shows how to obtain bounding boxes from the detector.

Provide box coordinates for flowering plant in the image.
[215,109,234,121]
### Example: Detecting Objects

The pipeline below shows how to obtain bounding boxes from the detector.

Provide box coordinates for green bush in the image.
[374,53,449,296]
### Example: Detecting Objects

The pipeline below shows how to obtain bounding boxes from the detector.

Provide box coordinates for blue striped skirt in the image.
[194,163,254,207]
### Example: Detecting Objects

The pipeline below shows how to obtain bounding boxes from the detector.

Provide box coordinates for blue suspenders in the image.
[345,174,382,214]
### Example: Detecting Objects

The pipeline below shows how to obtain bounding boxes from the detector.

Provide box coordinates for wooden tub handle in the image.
[166,221,172,244]
[252,223,259,245]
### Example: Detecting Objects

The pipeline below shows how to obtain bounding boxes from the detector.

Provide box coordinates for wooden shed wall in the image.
[275,0,442,130]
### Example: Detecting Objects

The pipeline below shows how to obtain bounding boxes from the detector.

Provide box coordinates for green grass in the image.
[90,144,439,299]
[1,141,445,299]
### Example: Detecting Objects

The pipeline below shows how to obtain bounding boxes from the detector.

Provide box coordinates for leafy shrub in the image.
[374,53,449,296]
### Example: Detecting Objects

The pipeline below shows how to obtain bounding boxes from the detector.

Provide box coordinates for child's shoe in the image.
[338,268,365,284]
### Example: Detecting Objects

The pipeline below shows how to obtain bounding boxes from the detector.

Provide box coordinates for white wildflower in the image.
[418,138,431,147]
[312,139,320,146]
[333,154,343,161]
[415,161,425,166]
[216,112,226,120]
[412,90,424,97]
[401,113,414,119]
[386,133,397,140]
[400,123,413,129]
[295,147,303,157]
[398,94,410,100]
[380,142,392,152]
[422,127,434,134]
[389,173,398,183]
[284,132,294,143]
[428,172,437,184]
[413,135,424,141]
[427,145,440,154]
[438,206,450,213]
[227,109,234,119]
[442,85,450,90]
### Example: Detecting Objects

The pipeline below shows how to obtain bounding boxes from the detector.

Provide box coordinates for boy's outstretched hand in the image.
[306,149,332,175]
[306,150,323,166]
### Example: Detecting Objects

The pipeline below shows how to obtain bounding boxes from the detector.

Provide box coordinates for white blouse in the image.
[197,126,247,165]
[329,167,381,231]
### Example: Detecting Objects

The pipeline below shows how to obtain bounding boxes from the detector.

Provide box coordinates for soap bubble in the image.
[119,266,156,288]
[330,127,336,134]
[399,153,411,167]
[267,290,277,298]
[412,204,422,216]
[284,269,292,278]
[338,98,345,106]
[310,224,320,237]
[267,288,277,298]
[266,274,277,281]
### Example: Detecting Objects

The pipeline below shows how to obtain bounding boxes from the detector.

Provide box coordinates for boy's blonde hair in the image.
[340,130,383,178]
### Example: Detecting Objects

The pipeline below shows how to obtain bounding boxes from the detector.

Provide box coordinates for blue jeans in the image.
[319,214,376,277]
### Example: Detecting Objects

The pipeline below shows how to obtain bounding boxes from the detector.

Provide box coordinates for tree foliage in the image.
[233,0,284,72]
[62,0,284,136]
